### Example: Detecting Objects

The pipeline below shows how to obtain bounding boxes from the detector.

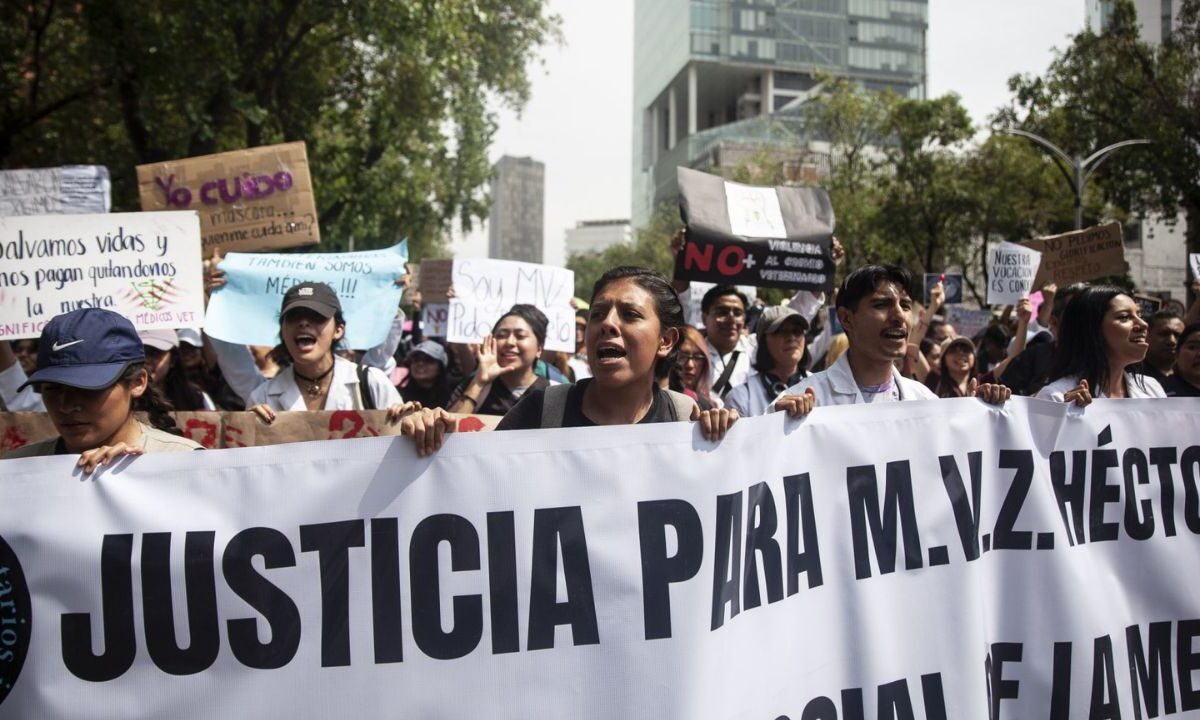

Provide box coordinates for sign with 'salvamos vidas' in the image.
[0,211,204,340]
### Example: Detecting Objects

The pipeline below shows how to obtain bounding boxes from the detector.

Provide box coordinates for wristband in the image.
[461,394,478,407]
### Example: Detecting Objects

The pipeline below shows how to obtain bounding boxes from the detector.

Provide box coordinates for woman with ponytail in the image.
[2,309,202,472]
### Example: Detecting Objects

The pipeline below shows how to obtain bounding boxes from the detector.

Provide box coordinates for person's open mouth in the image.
[594,343,627,367]
[294,333,317,351]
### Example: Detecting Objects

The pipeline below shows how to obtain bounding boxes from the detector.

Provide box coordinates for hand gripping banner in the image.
[0,398,1198,719]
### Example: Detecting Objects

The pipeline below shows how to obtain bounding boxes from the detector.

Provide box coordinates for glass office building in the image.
[633,0,928,226]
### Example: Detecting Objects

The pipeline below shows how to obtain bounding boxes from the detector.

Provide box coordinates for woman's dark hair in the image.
[836,265,913,313]
[753,327,811,375]
[494,304,548,347]
[153,347,209,411]
[122,363,183,436]
[933,340,978,398]
[272,310,348,366]
[1050,285,1145,394]
[1179,322,1200,349]
[591,266,686,377]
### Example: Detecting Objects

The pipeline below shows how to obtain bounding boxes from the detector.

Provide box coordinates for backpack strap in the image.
[540,384,572,429]
[664,389,697,422]
[356,364,377,411]
[712,350,741,397]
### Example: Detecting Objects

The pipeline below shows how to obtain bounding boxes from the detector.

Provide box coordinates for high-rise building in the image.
[1087,0,1183,42]
[565,220,634,257]
[632,0,928,226]
[488,155,545,263]
[1085,0,1188,301]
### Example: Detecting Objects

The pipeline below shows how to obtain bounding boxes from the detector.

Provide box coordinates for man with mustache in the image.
[774,265,1010,414]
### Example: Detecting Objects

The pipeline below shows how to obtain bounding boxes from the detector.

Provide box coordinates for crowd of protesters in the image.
[2,228,1199,470]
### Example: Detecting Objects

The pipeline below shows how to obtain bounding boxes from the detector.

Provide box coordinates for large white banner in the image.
[1,398,1198,719]
[0,211,205,340]
[447,258,575,352]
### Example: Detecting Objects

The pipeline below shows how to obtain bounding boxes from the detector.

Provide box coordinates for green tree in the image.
[865,93,976,282]
[999,0,1200,255]
[805,78,890,268]
[1,1,559,260]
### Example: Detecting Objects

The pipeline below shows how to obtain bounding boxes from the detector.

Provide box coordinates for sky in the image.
[452,0,1087,267]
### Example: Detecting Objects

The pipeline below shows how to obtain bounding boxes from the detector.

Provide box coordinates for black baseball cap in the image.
[18,308,145,391]
[281,282,341,318]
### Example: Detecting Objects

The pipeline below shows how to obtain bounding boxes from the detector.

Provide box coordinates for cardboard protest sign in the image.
[447,258,575,352]
[675,167,835,292]
[1022,222,1127,287]
[418,259,453,304]
[421,303,449,337]
[0,211,204,340]
[136,142,318,256]
[203,241,407,350]
[923,273,963,305]
[0,410,499,454]
[0,166,111,216]
[987,241,1042,305]
[1189,252,1200,280]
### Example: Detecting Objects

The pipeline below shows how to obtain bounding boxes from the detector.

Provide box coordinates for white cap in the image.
[176,328,203,347]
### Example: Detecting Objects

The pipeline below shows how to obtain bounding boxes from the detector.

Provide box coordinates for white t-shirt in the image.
[1036,373,1166,401]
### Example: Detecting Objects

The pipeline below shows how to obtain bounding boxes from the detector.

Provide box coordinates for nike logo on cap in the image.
[52,339,85,351]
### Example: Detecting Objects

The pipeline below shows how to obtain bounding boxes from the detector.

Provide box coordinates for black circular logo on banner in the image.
[0,534,31,707]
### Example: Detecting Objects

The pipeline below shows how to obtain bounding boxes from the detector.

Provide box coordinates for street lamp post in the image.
[1001,129,1151,230]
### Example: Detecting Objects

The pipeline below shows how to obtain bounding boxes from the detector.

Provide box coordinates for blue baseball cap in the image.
[18,309,146,392]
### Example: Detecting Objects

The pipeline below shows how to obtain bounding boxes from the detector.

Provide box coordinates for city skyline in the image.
[454,0,1087,267]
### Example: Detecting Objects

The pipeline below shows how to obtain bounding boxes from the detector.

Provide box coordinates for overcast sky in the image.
[453,0,1086,267]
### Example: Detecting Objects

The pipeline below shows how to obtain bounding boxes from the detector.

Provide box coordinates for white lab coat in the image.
[773,352,937,408]
[211,338,402,411]
[1036,373,1166,401]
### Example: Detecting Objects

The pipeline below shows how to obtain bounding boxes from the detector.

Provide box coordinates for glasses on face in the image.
[709,307,745,320]
[676,352,708,367]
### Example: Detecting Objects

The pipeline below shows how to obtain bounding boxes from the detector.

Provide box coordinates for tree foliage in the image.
[999,0,1200,252]
[0,0,559,259]
[805,81,1080,302]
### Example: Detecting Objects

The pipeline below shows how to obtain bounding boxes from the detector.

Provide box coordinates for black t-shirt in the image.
[496,379,681,431]
[399,381,452,410]
[999,341,1056,396]
[1162,375,1200,397]
[449,375,550,416]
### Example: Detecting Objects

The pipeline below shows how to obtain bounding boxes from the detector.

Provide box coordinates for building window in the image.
[847,0,928,23]
[851,21,922,46]
[848,46,922,74]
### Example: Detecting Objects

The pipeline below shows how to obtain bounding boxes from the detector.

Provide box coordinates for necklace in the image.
[293,363,335,397]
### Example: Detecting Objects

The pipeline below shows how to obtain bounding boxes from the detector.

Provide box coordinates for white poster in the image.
[421,303,449,338]
[724,181,787,239]
[988,241,1042,305]
[0,211,205,340]
[1,398,1198,718]
[0,166,111,217]
[1189,252,1200,281]
[447,258,575,352]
